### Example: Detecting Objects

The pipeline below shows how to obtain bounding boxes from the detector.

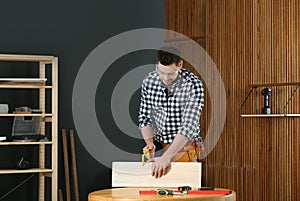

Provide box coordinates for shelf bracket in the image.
[283,84,300,116]
[239,87,256,116]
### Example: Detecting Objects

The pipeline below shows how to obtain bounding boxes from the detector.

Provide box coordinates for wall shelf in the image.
[240,82,300,117]
[240,114,300,118]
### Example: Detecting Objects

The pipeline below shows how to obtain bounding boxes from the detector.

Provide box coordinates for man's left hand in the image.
[147,156,171,178]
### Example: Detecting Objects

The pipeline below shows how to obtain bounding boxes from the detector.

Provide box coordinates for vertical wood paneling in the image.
[165,0,300,201]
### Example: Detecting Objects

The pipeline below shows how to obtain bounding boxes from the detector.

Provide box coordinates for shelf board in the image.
[0,78,53,89]
[0,78,47,82]
[0,54,55,62]
[0,168,52,174]
[249,82,300,87]
[241,114,300,117]
[0,84,53,89]
[0,141,52,145]
[0,113,53,117]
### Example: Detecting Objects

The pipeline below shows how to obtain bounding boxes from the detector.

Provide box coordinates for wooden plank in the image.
[112,162,201,188]
[249,82,300,87]
[51,57,59,201]
[0,54,55,62]
[39,62,46,201]
[62,129,71,201]
[0,141,52,145]
[0,168,52,174]
[59,189,64,201]
[70,129,80,201]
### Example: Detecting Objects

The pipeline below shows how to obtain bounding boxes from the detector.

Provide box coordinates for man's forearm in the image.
[162,134,189,160]
[141,126,154,146]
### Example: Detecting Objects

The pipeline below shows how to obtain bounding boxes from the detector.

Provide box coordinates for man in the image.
[138,46,204,178]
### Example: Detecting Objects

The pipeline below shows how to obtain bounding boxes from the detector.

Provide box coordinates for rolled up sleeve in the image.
[177,81,204,141]
[138,80,152,128]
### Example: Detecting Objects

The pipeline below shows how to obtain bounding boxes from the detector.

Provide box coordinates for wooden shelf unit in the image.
[240,82,300,117]
[0,54,58,201]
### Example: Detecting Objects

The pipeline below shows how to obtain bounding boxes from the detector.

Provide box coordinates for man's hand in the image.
[147,155,171,178]
[143,143,156,159]
[147,134,190,178]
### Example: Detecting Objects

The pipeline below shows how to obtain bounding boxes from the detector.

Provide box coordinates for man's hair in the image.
[156,46,182,66]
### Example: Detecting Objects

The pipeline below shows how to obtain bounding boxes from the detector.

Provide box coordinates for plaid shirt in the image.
[138,68,204,144]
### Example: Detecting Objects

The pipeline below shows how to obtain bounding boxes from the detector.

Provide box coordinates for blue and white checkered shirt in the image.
[138,68,204,144]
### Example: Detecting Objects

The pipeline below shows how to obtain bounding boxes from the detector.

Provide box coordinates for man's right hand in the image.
[143,143,156,159]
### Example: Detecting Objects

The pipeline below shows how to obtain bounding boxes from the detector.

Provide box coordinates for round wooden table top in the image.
[88,187,236,201]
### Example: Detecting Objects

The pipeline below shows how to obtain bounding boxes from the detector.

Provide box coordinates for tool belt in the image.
[161,143,201,162]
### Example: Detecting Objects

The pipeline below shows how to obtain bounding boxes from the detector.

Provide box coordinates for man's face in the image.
[156,61,182,85]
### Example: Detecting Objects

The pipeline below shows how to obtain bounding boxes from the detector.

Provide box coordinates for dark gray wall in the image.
[0,0,164,201]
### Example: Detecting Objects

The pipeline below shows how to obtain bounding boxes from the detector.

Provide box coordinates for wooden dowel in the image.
[70,129,80,201]
[58,189,64,201]
[62,129,71,201]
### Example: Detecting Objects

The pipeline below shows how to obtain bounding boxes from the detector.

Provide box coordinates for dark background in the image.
[0,0,164,200]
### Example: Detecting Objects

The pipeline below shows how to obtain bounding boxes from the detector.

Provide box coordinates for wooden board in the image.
[0,78,47,85]
[112,162,201,188]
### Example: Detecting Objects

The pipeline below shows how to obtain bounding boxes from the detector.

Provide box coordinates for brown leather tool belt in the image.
[160,142,200,162]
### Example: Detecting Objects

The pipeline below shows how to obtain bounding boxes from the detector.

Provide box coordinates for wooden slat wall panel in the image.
[164,0,300,201]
